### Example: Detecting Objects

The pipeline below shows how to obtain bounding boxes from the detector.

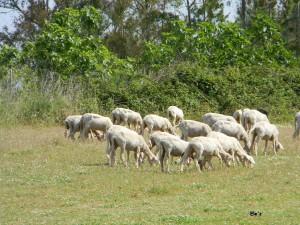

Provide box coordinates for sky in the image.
[0,0,238,32]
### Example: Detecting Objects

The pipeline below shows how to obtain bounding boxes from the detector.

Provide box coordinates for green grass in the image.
[0,126,300,225]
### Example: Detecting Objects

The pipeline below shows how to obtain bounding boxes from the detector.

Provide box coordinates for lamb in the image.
[250,121,284,156]
[180,137,233,173]
[202,112,236,127]
[79,113,103,139]
[208,131,255,167]
[64,115,82,140]
[178,120,212,140]
[242,109,269,133]
[81,116,113,141]
[142,114,176,135]
[156,135,189,173]
[293,112,300,139]
[167,106,184,126]
[106,125,159,168]
[212,120,251,152]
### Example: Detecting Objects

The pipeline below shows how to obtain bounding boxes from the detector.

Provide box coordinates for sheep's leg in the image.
[216,153,223,168]
[159,144,165,172]
[120,144,127,167]
[165,151,171,173]
[273,139,277,156]
[127,150,131,166]
[135,148,141,168]
[109,149,116,167]
[264,140,268,156]
[194,152,201,173]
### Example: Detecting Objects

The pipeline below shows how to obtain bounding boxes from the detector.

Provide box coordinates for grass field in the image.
[0,125,300,225]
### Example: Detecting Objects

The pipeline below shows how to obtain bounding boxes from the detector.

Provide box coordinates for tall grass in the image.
[0,64,299,126]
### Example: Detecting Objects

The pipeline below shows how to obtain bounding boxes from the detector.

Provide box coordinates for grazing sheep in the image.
[148,131,179,153]
[242,109,269,133]
[167,106,184,126]
[106,125,158,168]
[202,113,236,127]
[81,116,113,141]
[126,111,143,133]
[64,115,82,140]
[208,131,255,167]
[293,112,300,139]
[79,113,103,139]
[212,120,251,152]
[142,114,175,135]
[156,135,189,173]
[180,137,232,173]
[178,120,212,140]
[111,108,143,133]
[250,121,284,156]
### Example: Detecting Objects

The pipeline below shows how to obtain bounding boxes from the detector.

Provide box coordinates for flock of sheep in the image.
[64,107,299,173]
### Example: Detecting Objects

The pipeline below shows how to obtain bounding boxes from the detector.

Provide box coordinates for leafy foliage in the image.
[21,6,132,80]
[141,14,295,70]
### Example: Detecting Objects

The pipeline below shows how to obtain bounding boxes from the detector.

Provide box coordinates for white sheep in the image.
[212,120,251,152]
[250,121,284,156]
[64,115,82,140]
[202,112,236,127]
[208,131,255,167]
[180,137,233,173]
[178,120,211,140]
[242,109,269,133]
[111,108,143,133]
[79,113,103,139]
[81,116,113,141]
[106,125,159,168]
[167,106,184,126]
[142,114,175,135]
[156,135,189,173]
[293,112,300,139]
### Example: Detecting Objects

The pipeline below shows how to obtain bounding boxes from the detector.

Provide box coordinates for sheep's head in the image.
[276,142,284,151]
[245,155,255,168]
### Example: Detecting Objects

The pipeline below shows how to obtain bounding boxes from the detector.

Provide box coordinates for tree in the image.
[0,0,52,45]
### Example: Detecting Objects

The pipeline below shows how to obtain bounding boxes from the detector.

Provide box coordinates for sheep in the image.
[111,108,143,133]
[111,108,130,125]
[208,131,255,167]
[148,131,178,153]
[212,120,251,153]
[156,135,189,173]
[126,111,143,133]
[250,121,284,156]
[81,116,113,141]
[242,109,269,133]
[167,106,184,126]
[106,125,159,168]
[180,137,233,173]
[178,120,212,141]
[64,115,82,140]
[142,114,176,135]
[293,112,300,139]
[79,113,103,139]
[202,112,236,127]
